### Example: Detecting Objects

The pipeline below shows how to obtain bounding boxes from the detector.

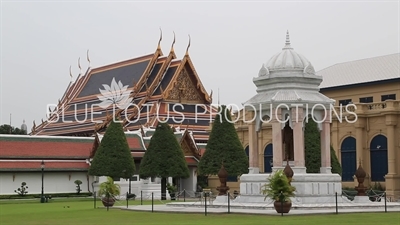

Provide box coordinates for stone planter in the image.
[273,201,292,213]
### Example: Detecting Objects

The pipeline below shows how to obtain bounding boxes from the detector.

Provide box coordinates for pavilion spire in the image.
[283,30,293,50]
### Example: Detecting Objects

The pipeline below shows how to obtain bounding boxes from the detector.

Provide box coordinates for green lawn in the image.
[0,199,398,225]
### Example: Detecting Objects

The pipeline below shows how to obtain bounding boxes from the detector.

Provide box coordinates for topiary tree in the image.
[139,121,189,200]
[14,182,28,196]
[74,180,82,194]
[88,118,136,179]
[331,145,342,176]
[304,118,342,175]
[198,105,249,178]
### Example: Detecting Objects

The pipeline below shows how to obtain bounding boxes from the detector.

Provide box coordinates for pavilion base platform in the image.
[232,171,344,204]
[353,196,373,203]
[165,200,400,210]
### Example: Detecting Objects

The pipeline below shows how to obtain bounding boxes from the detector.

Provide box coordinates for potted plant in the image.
[167,183,177,200]
[261,170,296,213]
[98,177,121,207]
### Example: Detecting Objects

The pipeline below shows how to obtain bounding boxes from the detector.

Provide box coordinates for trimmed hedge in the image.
[0,192,93,199]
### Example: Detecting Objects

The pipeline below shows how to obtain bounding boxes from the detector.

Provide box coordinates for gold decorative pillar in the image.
[271,108,283,170]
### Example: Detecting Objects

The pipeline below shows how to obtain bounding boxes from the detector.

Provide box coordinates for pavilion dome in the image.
[258,31,316,76]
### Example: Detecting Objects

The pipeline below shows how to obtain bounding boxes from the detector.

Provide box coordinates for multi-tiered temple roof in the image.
[32,33,215,143]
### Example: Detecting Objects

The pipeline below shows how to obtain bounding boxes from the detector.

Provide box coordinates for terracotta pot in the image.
[273,201,292,213]
[102,197,115,207]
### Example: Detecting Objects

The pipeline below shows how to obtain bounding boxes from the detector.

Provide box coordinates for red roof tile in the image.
[185,157,198,165]
[126,136,143,150]
[0,161,89,171]
[131,152,144,158]
[0,140,93,158]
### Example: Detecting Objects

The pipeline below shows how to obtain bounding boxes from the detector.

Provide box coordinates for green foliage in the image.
[139,121,190,179]
[304,118,321,173]
[14,182,28,196]
[304,118,342,175]
[88,118,135,179]
[370,182,385,191]
[198,105,249,176]
[0,124,27,135]
[261,170,296,202]
[98,177,121,198]
[330,145,342,175]
[74,180,82,194]
[167,183,177,193]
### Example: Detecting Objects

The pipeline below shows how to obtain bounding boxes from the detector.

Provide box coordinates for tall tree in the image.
[88,118,135,179]
[0,124,26,135]
[198,105,249,177]
[304,118,342,175]
[139,121,189,200]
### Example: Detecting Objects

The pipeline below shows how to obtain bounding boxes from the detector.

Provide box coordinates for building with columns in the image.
[319,53,400,198]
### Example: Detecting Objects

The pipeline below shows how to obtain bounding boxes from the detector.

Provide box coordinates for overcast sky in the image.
[1,1,399,131]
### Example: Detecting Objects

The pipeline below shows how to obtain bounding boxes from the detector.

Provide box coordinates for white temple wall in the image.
[0,172,92,195]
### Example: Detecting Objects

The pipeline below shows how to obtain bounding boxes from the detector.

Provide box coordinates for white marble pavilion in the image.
[234,31,343,204]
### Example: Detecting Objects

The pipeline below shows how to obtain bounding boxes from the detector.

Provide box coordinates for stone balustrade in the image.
[334,100,399,116]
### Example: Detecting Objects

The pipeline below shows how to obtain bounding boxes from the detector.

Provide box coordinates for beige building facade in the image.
[227,53,400,199]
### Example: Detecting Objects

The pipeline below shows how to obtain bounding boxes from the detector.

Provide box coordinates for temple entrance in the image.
[282,122,294,161]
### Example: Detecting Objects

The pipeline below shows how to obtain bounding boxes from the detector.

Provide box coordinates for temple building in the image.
[0,127,201,196]
[32,33,214,144]
[0,34,215,197]
[231,35,399,199]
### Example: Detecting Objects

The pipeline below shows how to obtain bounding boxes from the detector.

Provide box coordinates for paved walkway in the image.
[116,201,400,215]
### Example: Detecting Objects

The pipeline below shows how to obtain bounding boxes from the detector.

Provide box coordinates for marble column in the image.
[271,108,283,171]
[320,111,332,174]
[247,118,259,174]
[292,107,306,173]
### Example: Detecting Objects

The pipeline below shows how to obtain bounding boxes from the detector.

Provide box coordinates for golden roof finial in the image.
[157,27,163,50]
[87,49,91,68]
[160,85,164,94]
[69,65,73,82]
[209,89,213,101]
[170,31,176,52]
[185,34,191,56]
[31,120,36,133]
[78,57,82,74]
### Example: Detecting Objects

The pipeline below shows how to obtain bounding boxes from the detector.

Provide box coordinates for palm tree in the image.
[98,177,120,207]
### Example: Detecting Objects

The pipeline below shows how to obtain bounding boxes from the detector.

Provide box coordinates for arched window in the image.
[263,144,273,173]
[340,137,356,181]
[370,135,388,181]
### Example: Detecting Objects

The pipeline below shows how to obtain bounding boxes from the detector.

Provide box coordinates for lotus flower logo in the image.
[97,78,133,109]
